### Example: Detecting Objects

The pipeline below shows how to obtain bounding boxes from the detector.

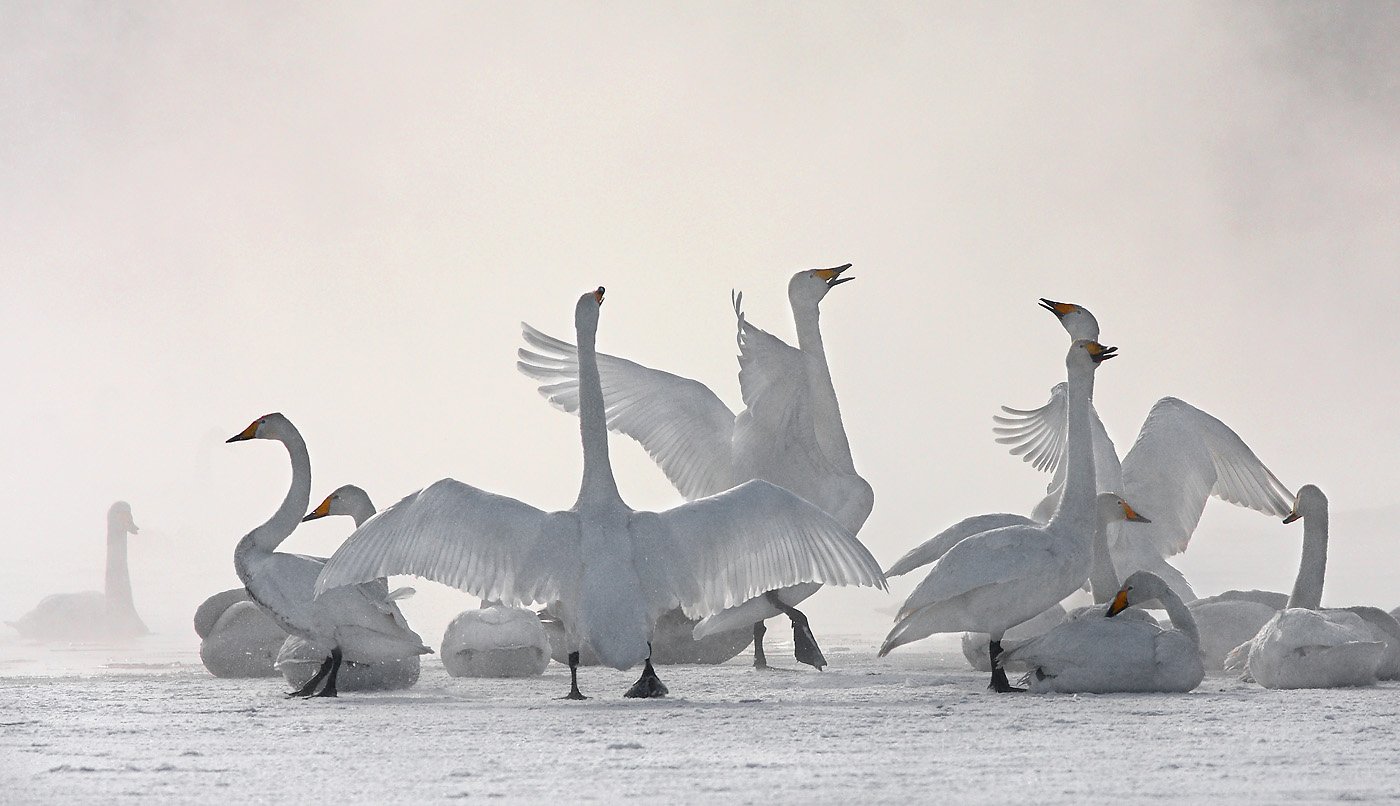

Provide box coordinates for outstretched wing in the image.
[994,383,1121,500]
[884,513,1037,578]
[630,479,886,619]
[516,323,737,499]
[731,292,825,463]
[314,479,579,607]
[1119,397,1293,557]
[895,525,1053,619]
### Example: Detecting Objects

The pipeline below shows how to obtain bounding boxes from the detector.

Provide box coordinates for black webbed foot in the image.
[623,658,668,698]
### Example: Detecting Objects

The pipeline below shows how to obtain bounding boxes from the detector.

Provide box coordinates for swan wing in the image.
[730,295,825,463]
[630,479,886,619]
[994,383,1121,496]
[884,513,1037,577]
[895,525,1054,619]
[313,479,579,607]
[517,323,736,499]
[1119,397,1293,557]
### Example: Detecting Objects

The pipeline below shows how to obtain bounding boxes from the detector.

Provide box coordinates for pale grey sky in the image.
[3,2,1398,644]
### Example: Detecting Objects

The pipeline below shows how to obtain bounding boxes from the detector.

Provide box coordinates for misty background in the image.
[3,2,1398,651]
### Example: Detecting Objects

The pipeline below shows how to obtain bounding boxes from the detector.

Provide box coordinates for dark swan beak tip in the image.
[301,514,318,522]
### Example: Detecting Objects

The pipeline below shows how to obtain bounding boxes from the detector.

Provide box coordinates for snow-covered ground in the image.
[3,632,1398,804]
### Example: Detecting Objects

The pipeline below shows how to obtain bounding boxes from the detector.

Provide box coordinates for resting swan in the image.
[9,502,147,641]
[1000,570,1204,693]
[517,267,872,671]
[227,416,432,697]
[273,485,423,692]
[442,605,551,678]
[195,590,286,678]
[993,300,1294,602]
[315,287,885,699]
[1225,485,1399,688]
[879,339,1116,692]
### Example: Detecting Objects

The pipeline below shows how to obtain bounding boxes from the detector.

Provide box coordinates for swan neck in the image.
[247,428,313,555]
[1288,505,1328,609]
[350,500,377,528]
[1088,515,1118,603]
[104,522,134,612]
[1158,585,1200,647]
[1050,360,1095,536]
[575,313,621,503]
[792,300,855,469]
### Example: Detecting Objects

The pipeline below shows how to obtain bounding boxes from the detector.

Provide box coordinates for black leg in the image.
[623,653,669,699]
[287,653,332,698]
[752,621,769,669]
[313,647,343,698]
[562,651,587,700]
[765,591,827,670]
[988,639,1025,693]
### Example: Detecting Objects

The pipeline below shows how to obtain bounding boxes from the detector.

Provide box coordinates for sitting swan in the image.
[315,288,886,699]
[9,502,147,642]
[195,589,286,677]
[999,570,1205,693]
[442,604,551,678]
[1225,485,1397,688]
[227,417,432,697]
[1187,590,1287,672]
[274,486,423,692]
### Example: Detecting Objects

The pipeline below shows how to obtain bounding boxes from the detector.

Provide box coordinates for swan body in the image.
[1000,571,1205,693]
[546,606,754,666]
[442,605,550,678]
[227,420,431,697]
[880,339,1115,691]
[8,502,147,642]
[994,301,1294,603]
[1188,597,1279,671]
[517,268,873,669]
[196,590,286,678]
[315,288,885,698]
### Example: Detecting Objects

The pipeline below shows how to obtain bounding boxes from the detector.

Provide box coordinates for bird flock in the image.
[11,270,1400,698]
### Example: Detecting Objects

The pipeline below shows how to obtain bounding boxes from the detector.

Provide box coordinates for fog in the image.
[4,2,1398,649]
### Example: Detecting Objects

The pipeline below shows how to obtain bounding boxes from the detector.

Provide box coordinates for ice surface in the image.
[3,632,1399,804]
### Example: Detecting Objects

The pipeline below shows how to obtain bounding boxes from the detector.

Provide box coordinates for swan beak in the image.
[129,521,140,534]
[303,497,333,522]
[1283,510,1301,524]
[1039,298,1080,318]
[815,264,854,287]
[1122,502,1150,523]
[593,286,605,305]
[1106,586,1131,617]
[1086,341,1118,363]
[226,421,260,442]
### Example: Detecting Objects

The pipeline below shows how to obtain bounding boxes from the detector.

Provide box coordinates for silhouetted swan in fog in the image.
[517,267,872,671]
[227,415,431,697]
[993,300,1293,602]
[1225,485,1400,688]
[316,287,885,699]
[9,502,147,641]
[880,340,1116,692]
[1000,570,1204,693]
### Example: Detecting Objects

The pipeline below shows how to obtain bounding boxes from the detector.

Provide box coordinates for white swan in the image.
[9,502,147,641]
[442,605,551,678]
[539,605,754,667]
[1225,485,1399,688]
[195,589,286,678]
[1186,590,1286,672]
[516,266,872,670]
[273,485,423,692]
[959,492,1154,672]
[315,287,886,699]
[879,339,1116,692]
[999,570,1205,693]
[993,299,1294,602]
[226,416,432,697]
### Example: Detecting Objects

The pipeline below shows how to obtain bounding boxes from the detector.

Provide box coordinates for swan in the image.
[999,570,1205,693]
[442,604,551,678]
[516,266,872,671]
[539,605,754,666]
[272,485,423,692]
[1186,591,1286,671]
[959,492,1154,672]
[195,589,286,678]
[879,339,1116,692]
[992,299,1294,602]
[226,416,432,697]
[315,287,886,699]
[1225,485,1399,688]
[8,502,147,641]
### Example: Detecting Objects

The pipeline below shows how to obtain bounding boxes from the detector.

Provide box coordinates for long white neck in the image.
[1048,358,1095,539]
[1088,514,1119,604]
[348,499,376,528]
[104,521,135,614]
[1155,583,1200,647]
[1288,503,1328,610]
[242,428,312,556]
[574,311,621,506]
[792,300,855,471]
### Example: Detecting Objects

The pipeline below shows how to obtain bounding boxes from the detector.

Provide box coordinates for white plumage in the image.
[441,605,550,678]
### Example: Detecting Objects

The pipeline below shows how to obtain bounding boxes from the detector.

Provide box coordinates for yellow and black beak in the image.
[303,497,333,522]
[1106,585,1132,617]
[593,286,605,306]
[226,420,260,443]
[1283,509,1301,524]
[814,263,854,288]
[1085,341,1118,363]
[1122,502,1151,523]
[1039,298,1080,318]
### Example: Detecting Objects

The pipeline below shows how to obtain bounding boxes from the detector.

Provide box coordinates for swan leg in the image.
[313,648,342,698]
[752,621,770,669]
[562,651,587,700]
[623,654,669,699]
[988,639,1025,693]
[765,591,827,670]
[287,653,333,698]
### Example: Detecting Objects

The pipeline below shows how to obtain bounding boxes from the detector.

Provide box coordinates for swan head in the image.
[304,485,373,522]
[1106,570,1169,616]
[1068,339,1117,370]
[1039,298,1100,341]
[108,501,139,535]
[1283,484,1327,524]
[574,286,605,326]
[226,412,295,444]
[1096,492,1150,524]
[788,264,853,307]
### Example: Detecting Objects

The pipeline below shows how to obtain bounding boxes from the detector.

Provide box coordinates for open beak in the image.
[1106,586,1131,617]
[815,263,854,287]
[1039,298,1079,318]
[1087,342,1118,363]
[226,421,259,443]
[303,498,332,522]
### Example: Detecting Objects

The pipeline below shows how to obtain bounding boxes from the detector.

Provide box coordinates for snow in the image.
[4,632,1399,804]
